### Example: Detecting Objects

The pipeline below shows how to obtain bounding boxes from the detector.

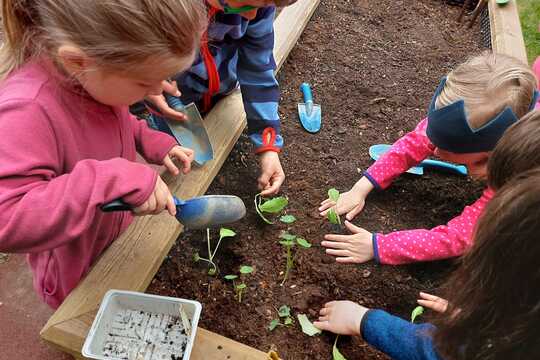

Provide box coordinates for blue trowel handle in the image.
[300,83,314,115]
[421,159,468,176]
[101,196,185,212]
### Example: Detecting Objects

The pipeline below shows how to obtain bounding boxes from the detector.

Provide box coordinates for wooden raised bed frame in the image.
[40,0,528,358]
[40,1,320,359]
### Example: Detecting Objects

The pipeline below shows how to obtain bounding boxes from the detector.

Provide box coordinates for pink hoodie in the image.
[0,60,177,308]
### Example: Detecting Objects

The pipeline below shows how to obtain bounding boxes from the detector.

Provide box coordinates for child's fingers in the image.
[321,240,349,250]
[417,299,447,313]
[166,194,176,216]
[324,233,352,242]
[150,94,187,122]
[161,80,181,97]
[344,220,364,233]
[335,257,357,264]
[319,307,331,316]
[313,320,330,331]
[419,292,440,301]
[163,156,180,176]
[325,249,351,257]
[346,204,363,221]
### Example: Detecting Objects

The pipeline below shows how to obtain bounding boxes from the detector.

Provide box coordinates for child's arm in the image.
[236,7,282,154]
[313,301,439,360]
[364,118,435,190]
[0,102,158,253]
[375,188,494,265]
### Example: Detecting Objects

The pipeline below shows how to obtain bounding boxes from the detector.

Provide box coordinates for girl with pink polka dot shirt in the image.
[319,53,539,265]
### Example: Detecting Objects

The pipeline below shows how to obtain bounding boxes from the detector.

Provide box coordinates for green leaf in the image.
[327,209,340,225]
[279,231,297,241]
[259,196,288,213]
[208,268,217,276]
[333,336,347,360]
[279,240,295,247]
[239,265,254,274]
[297,314,322,336]
[268,319,280,331]
[279,214,297,224]
[224,275,238,280]
[193,252,200,262]
[411,306,424,323]
[284,317,293,325]
[254,194,274,224]
[278,305,291,318]
[296,238,312,248]
[328,188,340,202]
[235,283,247,290]
[220,228,236,238]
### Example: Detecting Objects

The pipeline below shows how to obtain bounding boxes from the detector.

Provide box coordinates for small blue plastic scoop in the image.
[102,195,246,229]
[297,83,321,133]
[369,144,468,176]
[145,94,214,166]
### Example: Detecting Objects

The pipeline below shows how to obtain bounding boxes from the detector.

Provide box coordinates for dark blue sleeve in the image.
[237,6,283,151]
[361,310,441,360]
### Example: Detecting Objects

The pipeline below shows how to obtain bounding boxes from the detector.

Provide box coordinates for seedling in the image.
[411,305,424,323]
[333,335,347,360]
[297,314,321,336]
[327,188,341,225]
[279,214,297,224]
[224,265,254,303]
[254,193,288,224]
[193,227,236,276]
[268,305,294,331]
[279,231,311,286]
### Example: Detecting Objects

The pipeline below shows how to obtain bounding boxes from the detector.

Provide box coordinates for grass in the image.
[517,0,540,63]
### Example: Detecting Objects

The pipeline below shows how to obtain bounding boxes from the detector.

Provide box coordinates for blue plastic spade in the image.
[101,195,246,229]
[369,144,468,176]
[297,83,321,133]
[145,94,213,166]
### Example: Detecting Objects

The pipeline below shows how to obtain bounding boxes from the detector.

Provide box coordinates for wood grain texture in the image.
[41,1,320,358]
[488,0,528,63]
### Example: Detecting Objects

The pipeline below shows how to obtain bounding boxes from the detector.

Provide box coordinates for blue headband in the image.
[426,77,539,153]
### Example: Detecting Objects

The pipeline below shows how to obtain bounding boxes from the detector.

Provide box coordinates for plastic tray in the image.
[82,290,202,360]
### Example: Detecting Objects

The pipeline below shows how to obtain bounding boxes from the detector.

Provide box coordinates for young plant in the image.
[268,305,294,331]
[224,265,254,303]
[279,214,297,224]
[254,193,288,224]
[333,335,348,360]
[297,314,321,336]
[278,231,311,286]
[411,305,424,323]
[193,228,236,276]
[327,188,341,225]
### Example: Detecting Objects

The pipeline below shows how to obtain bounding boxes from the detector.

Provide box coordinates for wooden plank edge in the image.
[488,0,528,63]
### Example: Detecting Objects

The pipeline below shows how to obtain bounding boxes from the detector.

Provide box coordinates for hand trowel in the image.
[145,94,214,166]
[102,195,246,229]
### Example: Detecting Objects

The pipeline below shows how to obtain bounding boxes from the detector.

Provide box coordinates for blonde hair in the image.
[0,0,208,80]
[435,52,538,129]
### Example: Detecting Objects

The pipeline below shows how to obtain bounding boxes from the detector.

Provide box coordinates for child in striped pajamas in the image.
[141,0,298,197]
[319,53,539,265]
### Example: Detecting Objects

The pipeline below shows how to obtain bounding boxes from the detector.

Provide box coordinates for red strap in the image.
[201,7,220,112]
[255,127,281,154]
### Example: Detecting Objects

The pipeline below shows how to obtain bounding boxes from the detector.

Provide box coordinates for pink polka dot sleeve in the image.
[374,188,495,265]
[365,118,435,190]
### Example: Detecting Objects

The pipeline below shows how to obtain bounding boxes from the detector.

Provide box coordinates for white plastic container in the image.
[82,290,202,360]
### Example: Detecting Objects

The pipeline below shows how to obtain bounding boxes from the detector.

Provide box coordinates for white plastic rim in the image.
[82,289,202,360]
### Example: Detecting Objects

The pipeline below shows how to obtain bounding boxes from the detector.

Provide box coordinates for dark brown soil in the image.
[148,1,485,358]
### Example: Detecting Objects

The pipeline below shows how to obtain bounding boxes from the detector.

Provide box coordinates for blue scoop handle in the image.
[420,159,468,175]
[300,83,313,103]
[101,196,185,212]
[163,93,186,112]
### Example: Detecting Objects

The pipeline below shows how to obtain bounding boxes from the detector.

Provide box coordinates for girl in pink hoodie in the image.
[319,53,539,265]
[0,0,207,308]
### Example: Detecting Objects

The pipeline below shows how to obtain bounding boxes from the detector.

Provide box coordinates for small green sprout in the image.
[279,231,312,286]
[254,193,288,224]
[327,188,341,225]
[333,335,347,360]
[194,228,236,276]
[224,265,254,303]
[268,305,294,331]
[297,314,321,336]
[411,305,424,323]
[279,214,297,224]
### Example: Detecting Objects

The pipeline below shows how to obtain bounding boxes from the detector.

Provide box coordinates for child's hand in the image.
[319,177,374,221]
[134,175,176,216]
[322,221,374,264]
[163,145,194,175]
[258,151,285,196]
[313,301,368,336]
[417,292,448,313]
[145,80,187,122]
